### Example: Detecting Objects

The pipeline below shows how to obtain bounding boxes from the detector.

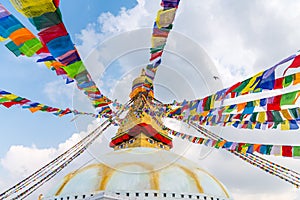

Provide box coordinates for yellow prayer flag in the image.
[3,94,18,100]
[241,146,248,154]
[281,120,290,130]
[189,109,198,116]
[253,99,260,106]
[44,61,53,69]
[210,94,216,109]
[10,0,57,18]
[257,112,266,123]
[156,8,177,28]
[241,71,264,94]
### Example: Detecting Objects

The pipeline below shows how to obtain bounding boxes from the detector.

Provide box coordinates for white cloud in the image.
[1,145,56,179]
[0,133,81,180]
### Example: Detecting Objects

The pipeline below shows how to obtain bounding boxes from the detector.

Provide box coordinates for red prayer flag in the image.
[1,101,17,108]
[225,82,241,96]
[150,51,163,61]
[274,77,284,89]
[267,95,282,111]
[46,107,60,112]
[38,23,68,45]
[283,55,300,75]
[282,146,292,157]
[237,143,245,152]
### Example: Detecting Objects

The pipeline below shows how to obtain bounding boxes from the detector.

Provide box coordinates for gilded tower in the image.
[110,70,173,150]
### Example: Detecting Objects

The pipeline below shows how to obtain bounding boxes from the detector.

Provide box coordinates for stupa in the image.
[42,72,232,200]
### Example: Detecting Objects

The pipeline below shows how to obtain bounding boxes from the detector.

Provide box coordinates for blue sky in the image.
[0,1,300,200]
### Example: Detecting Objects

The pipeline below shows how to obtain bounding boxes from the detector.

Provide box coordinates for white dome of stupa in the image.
[45,147,232,200]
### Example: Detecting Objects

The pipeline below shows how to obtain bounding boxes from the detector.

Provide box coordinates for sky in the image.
[0,0,300,200]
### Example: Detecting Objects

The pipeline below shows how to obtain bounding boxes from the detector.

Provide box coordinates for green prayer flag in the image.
[250,112,258,122]
[247,122,252,129]
[289,108,299,119]
[0,97,9,103]
[280,91,298,106]
[272,110,283,122]
[19,38,43,57]
[293,146,300,157]
[150,44,165,53]
[283,74,293,88]
[63,61,86,78]
[204,95,212,111]
[233,78,250,93]
[29,9,62,31]
[246,101,254,107]
[266,145,273,155]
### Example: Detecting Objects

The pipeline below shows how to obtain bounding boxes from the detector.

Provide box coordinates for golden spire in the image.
[110,71,172,150]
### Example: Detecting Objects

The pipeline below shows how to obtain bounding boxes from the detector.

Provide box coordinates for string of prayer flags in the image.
[0,89,110,118]
[170,106,300,130]
[135,94,300,131]
[146,0,180,76]
[181,71,298,110]
[166,90,300,122]
[9,1,113,114]
[0,89,71,117]
[166,127,300,158]
[131,0,180,98]
[223,54,299,99]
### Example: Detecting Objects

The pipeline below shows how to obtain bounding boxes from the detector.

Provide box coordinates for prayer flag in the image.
[280,90,299,106]
[293,146,300,157]
[282,146,292,157]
